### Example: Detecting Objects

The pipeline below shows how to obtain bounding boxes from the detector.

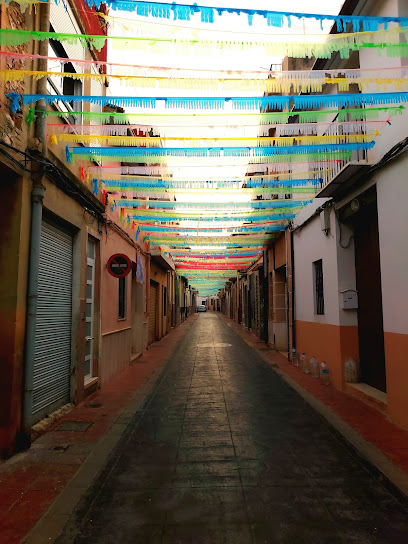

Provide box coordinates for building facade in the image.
[218,0,408,431]
[0,0,195,458]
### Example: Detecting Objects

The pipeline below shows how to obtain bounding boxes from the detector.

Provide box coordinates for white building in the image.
[292,0,408,429]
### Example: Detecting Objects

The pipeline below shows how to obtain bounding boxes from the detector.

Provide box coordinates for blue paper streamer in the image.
[117,199,311,209]
[132,212,296,222]
[102,178,321,189]
[19,92,408,112]
[92,178,99,195]
[71,142,375,159]
[5,92,20,113]
[135,225,285,234]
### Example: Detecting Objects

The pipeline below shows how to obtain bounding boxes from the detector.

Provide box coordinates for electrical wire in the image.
[0,139,105,223]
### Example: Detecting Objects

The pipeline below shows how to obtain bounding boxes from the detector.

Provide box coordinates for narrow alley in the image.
[2,0,408,542]
[47,313,408,544]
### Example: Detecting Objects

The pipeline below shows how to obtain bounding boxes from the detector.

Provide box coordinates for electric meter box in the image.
[340,289,358,310]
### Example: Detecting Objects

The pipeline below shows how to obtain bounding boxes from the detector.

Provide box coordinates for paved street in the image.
[57,314,408,544]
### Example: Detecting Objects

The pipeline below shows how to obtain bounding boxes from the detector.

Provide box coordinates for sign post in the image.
[107,254,132,278]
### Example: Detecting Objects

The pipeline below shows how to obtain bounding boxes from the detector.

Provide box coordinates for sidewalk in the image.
[219,313,408,495]
[0,316,197,544]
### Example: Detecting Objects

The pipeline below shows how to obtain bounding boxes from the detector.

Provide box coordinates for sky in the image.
[107,0,346,85]
[104,0,345,249]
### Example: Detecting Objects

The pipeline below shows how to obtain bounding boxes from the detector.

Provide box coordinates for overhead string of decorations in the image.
[3,1,408,291]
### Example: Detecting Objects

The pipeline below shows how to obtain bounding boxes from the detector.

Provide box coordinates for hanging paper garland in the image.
[72,150,353,165]
[3,69,408,94]
[136,224,286,235]
[131,211,299,222]
[69,142,375,162]
[27,105,405,126]
[48,119,390,139]
[88,165,330,177]
[103,186,318,197]
[3,50,408,89]
[117,199,311,209]
[2,26,408,59]
[98,175,323,187]
[13,91,408,115]
[82,1,408,32]
[53,132,378,149]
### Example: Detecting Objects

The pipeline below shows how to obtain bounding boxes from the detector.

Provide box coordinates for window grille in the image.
[118,277,127,319]
[313,259,324,315]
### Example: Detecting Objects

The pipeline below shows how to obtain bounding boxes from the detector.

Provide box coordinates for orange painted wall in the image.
[384,332,408,430]
[295,321,359,389]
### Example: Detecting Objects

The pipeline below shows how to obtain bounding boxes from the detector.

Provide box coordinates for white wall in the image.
[376,152,408,336]
[294,206,340,325]
[293,204,358,327]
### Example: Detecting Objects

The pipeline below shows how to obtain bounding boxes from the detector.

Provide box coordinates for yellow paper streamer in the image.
[2,69,407,93]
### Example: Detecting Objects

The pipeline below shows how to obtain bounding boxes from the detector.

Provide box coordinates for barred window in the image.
[313,259,324,315]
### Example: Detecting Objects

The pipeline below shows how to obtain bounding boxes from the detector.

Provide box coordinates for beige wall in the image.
[150,261,169,340]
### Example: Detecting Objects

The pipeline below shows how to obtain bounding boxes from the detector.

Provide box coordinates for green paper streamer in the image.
[1,28,408,59]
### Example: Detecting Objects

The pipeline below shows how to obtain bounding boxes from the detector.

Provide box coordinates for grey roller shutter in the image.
[32,221,73,422]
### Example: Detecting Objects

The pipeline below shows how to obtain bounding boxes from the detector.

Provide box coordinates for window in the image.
[47,38,83,125]
[118,277,127,319]
[313,259,324,315]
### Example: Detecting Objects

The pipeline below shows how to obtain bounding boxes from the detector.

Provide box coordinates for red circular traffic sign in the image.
[107,253,132,278]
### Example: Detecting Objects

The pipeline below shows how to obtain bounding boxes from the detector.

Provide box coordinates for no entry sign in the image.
[107,254,132,278]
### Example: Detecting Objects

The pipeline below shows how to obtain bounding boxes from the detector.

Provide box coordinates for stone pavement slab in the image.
[42,313,408,544]
[219,313,408,496]
[0,316,197,544]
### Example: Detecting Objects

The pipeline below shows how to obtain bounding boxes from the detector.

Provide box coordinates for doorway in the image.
[352,190,386,392]
[148,280,158,345]
[131,268,144,358]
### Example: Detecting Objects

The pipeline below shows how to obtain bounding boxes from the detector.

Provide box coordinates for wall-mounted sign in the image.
[107,254,132,278]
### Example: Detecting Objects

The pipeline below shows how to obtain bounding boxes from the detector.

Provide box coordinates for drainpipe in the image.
[21,1,50,446]
[290,228,296,353]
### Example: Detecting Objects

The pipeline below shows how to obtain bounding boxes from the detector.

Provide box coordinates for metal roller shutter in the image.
[148,282,158,345]
[32,221,73,422]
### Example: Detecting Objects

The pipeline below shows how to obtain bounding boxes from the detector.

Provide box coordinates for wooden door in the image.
[148,281,158,346]
[353,197,386,392]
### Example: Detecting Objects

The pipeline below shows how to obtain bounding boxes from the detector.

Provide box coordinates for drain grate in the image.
[49,444,71,451]
[54,421,93,432]
[84,403,103,409]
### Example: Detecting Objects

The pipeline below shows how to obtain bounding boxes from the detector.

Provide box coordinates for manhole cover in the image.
[84,403,103,408]
[54,421,93,432]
